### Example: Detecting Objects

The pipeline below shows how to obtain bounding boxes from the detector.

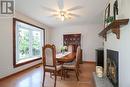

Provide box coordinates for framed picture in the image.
[113,0,118,20]
[104,4,110,28]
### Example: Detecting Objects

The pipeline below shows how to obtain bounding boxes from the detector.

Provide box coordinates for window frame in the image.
[13,18,45,68]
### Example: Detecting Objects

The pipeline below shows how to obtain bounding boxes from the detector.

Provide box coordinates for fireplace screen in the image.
[107,49,119,87]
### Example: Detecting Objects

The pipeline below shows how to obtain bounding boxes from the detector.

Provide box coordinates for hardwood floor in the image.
[0,63,96,87]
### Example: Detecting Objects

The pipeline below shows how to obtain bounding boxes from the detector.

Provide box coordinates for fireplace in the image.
[107,49,119,87]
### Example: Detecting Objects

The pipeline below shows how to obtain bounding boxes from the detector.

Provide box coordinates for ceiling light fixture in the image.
[42,0,81,21]
[58,10,70,21]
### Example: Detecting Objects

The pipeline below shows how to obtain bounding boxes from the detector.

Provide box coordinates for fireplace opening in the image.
[107,49,119,87]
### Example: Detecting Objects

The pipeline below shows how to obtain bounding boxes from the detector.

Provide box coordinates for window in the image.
[13,18,45,67]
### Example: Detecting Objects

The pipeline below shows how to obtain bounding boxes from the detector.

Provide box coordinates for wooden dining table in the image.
[56,52,76,63]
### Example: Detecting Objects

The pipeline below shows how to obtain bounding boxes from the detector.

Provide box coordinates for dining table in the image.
[56,52,76,63]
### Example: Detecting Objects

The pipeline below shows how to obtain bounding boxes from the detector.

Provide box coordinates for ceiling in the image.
[15,0,108,28]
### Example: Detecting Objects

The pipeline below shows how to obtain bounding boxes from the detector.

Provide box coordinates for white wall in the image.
[51,24,103,61]
[0,11,52,79]
[104,0,130,87]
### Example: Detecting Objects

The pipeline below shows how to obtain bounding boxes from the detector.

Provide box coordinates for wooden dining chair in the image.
[42,44,62,87]
[63,46,81,81]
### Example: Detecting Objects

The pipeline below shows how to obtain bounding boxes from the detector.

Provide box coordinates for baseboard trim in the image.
[83,61,96,64]
[0,63,42,81]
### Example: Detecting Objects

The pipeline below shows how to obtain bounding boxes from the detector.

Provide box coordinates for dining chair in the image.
[63,46,81,81]
[42,44,62,87]
[67,45,74,53]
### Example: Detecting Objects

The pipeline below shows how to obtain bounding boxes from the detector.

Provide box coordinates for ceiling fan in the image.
[42,0,82,21]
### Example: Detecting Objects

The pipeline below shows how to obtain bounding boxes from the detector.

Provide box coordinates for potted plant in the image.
[105,16,114,24]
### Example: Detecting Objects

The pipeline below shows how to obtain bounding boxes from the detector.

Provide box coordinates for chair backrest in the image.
[75,46,81,67]
[68,45,74,53]
[42,44,56,67]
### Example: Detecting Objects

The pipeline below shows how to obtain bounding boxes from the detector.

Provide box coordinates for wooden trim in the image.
[13,18,45,30]
[14,58,42,68]
[83,61,96,64]
[13,18,45,68]
[99,19,129,40]
[13,18,16,68]
[0,63,42,80]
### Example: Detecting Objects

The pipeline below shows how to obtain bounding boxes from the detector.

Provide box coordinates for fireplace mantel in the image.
[99,19,129,41]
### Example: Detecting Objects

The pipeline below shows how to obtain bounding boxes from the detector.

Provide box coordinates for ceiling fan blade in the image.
[48,14,58,17]
[69,13,80,17]
[67,6,82,11]
[58,0,64,10]
[52,14,59,16]
[41,6,57,12]
[44,14,58,18]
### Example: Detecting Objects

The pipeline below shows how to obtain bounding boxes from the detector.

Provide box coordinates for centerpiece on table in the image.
[61,46,67,54]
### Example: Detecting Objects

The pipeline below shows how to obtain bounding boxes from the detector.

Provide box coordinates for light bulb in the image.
[60,11,64,16]
[61,16,64,21]
[58,14,61,18]
[65,14,68,18]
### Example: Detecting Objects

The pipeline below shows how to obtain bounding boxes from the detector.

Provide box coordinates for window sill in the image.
[13,57,42,68]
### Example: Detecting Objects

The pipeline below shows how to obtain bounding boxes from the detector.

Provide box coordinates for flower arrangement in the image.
[61,46,67,53]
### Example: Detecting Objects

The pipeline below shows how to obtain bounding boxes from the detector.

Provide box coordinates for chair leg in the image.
[64,69,68,80]
[78,68,82,73]
[42,71,45,87]
[61,69,63,80]
[54,71,57,87]
[75,69,79,81]
[77,68,81,76]
[63,69,66,80]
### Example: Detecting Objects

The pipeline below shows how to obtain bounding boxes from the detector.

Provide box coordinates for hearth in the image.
[107,49,119,87]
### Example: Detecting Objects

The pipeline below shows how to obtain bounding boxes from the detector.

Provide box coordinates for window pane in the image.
[32,31,41,57]
[14,19,44,66]
[18,28,30,60]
